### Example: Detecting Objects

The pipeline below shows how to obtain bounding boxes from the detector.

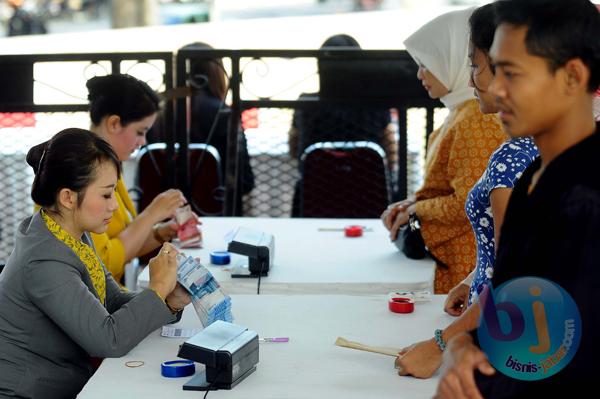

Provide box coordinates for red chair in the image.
[299,141,391,218]
[134,143,224,216]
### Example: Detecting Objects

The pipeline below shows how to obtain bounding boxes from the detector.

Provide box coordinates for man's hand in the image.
[434,333,495,399]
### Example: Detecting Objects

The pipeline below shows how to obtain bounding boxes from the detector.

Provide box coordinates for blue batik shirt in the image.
[466,137,538,305]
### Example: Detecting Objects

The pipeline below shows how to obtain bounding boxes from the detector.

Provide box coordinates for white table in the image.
[138,217,435,295]
[79,295,452,399]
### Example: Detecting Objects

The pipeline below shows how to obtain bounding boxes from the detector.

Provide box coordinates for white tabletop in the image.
[79,294,452,399]
[138,217,435,295]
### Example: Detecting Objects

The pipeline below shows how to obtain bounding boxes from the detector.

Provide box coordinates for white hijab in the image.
[594,94,600,122]
[404,7,476,110]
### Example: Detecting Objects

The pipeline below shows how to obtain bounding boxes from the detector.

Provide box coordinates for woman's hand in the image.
[146,189,186,222]
[153,219,179,243]
[148,243,179,299]
[444,283,470,317]
[390,203,417,241]
[165,283,192,311]
[381,198,415,230]
[381,199,416,241]
[395,338,443,379]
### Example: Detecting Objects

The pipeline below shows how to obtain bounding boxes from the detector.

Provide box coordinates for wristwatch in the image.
[408,212,420,231]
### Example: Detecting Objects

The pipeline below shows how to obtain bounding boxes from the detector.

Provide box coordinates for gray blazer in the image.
[0,213,175,398]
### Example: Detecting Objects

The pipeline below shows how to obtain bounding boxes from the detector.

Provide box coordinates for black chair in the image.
[299,141,391,218]
[134,143,224,216]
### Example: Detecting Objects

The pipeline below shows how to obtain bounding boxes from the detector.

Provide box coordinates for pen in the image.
[259,337,289,343]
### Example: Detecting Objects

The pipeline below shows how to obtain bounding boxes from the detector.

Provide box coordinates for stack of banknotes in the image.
[176,254,233,327]
[174,205,202,248]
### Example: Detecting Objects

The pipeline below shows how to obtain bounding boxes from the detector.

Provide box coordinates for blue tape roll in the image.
[161,360,195,378]
[210,250,231,265]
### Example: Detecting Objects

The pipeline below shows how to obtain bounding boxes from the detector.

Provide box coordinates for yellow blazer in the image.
[414,99,506,294]
[90,178,137,282]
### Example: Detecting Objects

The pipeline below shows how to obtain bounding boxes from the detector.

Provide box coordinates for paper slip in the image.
[388,290,431,302]
[161,326,203,338]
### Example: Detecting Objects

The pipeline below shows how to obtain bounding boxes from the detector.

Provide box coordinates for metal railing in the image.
[0,48,444,261]
[173,48,442,217]
[0,52,174,262]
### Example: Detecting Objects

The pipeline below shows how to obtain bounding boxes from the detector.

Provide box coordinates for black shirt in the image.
[474,123,600,397]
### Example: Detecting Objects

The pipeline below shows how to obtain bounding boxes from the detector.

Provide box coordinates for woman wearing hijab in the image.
[381,7,506,294]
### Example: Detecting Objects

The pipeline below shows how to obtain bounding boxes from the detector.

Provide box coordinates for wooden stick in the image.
[335,337,400,357]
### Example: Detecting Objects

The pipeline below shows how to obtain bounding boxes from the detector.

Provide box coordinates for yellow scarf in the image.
[41,210,106,305]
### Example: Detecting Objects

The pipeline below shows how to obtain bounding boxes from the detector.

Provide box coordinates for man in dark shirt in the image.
[434,0,600,398]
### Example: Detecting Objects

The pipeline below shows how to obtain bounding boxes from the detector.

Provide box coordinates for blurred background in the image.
[1,0,490,37]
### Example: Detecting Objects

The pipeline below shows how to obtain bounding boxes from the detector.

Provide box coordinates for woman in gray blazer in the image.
[0,128,191,398]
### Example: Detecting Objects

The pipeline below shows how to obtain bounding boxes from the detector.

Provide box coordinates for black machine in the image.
[178,321,259,391]
[228,227,274,278]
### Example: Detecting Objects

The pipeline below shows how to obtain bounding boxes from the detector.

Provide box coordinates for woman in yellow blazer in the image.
[381,8,506,294]
[86,74,186,282]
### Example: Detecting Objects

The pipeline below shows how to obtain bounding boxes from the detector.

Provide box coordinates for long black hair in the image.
[469,4,497,55]
[469,4,498,92]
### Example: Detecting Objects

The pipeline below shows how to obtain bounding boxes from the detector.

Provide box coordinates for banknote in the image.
[176,254,233,327]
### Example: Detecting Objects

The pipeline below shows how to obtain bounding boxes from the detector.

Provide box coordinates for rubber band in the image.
[125,360,145,368]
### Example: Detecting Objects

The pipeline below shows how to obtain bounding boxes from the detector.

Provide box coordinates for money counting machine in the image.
[228,227,274,277]
[178,321,259,391]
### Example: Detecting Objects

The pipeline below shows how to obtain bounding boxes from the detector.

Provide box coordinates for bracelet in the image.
[434,329,446,352]
[165,299,184,315]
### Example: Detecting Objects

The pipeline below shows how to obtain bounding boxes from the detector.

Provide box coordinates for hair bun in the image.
[86,75,133,101]
[26,141,49,174]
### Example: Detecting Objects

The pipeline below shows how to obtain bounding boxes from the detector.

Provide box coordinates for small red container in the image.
[344,225,364,237]
[388,297,415,314]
